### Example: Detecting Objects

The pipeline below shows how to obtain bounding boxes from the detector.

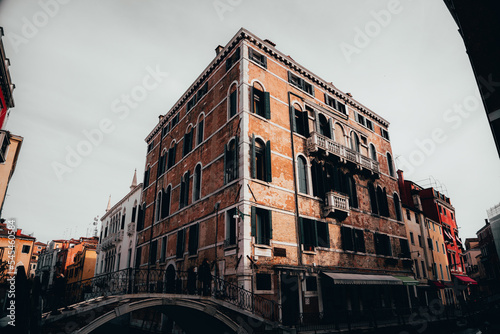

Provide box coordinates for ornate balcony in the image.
[307,132,379,174]
[115,230,124,242]
[127,222,136,236]
[323,191,350,218]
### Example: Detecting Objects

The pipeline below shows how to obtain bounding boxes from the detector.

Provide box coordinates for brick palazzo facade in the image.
[136,28,414,324]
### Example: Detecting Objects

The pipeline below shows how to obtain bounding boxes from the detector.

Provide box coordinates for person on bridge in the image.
[198,259,211,296]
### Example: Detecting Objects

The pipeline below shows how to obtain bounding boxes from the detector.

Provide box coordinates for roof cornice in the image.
[145,28,390,142]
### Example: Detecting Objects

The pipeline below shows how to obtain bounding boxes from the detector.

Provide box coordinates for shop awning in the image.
[453,275,477,285]
[393,276,419,286]
[323,272,402,285]
[429,280,445,289]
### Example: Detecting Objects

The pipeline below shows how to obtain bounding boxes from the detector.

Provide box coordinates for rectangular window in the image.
[436,240,439,252]
[406,209,411,221]
[355,112,366,126]
[251,88,271,119]
[415,214,420,224]
[418,235,422,247]
[440,264,444,280]
[305,276,318,291]
[427,238,434,250]
[249,48,267,68]
[256,273,272,291]
[0,131,10,163]
[381,128,390,140]
[324,94,347,115]
[143,168,150,189]
[188,223,199,256]
[22,245,30,254]
[421,261,427,278]
[251,207,272,246]
[293,107,309,137]
[150,240,158,264]
[183,129,194,157]
[176,229,185,259]
[288,71,314,96]
[160,236,167,263]
[147,141,154,153]
[162,124,170,138]
[400,238,410,258]
[365,119,374,131]
[414,259,420,278]
[225,47,240,71]
[374,233,392,256]
[442,244,445,253]
[197,119,204,145]
[409,232,414,245]
[341,226,365,253]
[197,82,208,101]
[226,208,237,247]
[446,265,450,280]
[135,247,142,268]
[187,95,197,112]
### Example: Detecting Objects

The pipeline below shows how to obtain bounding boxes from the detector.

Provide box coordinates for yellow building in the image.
[0,220,35,280]
[66,243,97,284]
[0,131,22,215]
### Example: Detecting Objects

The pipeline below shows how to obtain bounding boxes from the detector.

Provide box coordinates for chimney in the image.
[215,45,224,56]
[16,229,21,236]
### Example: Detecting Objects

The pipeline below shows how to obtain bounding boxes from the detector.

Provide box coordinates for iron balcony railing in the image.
[307,131,379,174]
[64,267,281,323]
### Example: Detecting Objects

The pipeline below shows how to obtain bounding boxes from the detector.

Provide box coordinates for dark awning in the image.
[453,275,477,285]
[323,272,402,285]
[429,280,445,289]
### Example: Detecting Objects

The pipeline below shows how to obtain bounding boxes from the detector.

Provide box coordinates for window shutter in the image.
[325,222,330,247]
[341,226,347,250]
[268,209,273,240]
[251,134,256,179]
[291,107,297,132]
[172,144,177,166]
[251,207,256,237]
[298,217,304,244]
[264,92,271,119]
[328,118,334,139]
[185,171,190,206]
[223,144,228,184]
[262,55,267,68]
[310,84,315,96]
[314,110,320,133]
[250,87,254,114]
[234,136,239,180]
[230,90,237,117]
[288,71,292,83]
[313,220,319,247]
[265,140,272,182]
[324,93,329,105]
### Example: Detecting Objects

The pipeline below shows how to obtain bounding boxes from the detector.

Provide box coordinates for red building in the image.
[0,27,15,130]
[419,188,465,277]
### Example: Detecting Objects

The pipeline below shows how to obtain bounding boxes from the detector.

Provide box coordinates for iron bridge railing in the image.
[64,268,281,323]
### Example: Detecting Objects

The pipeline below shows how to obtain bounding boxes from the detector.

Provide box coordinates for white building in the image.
[95,170,142,275]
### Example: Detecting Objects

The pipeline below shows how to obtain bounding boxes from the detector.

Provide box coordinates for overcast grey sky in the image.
[0,0,498,244]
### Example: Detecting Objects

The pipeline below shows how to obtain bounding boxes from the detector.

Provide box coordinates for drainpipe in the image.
[287,91,304,267]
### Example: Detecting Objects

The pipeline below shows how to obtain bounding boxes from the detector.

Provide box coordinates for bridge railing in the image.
[64,268,281,323]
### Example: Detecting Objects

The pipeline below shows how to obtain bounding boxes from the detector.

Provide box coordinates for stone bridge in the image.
[41,268,287,334]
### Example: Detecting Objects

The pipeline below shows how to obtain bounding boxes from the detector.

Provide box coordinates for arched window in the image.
[377,186,389,217]
[297,156,308,194]
[224,138,238,184]
[179,171,190,209]
[292,105,309,137]
[229,84,238,118]
[155,191,162,222]
[251,135,272,182]
[183,124,194,157]
[251,82,270,119]
[387,153,394,177]
[196,114,205,146]
[318,114,331,139]
[369,144,377,161]
[345,174,358,209]
[167,140,177,169]
[161,186,171,218]
[350,132,360,153]
[368,182,378,214]
[193,164,202,202]
[333,122,345,145]
[158,149,167,176]
[394,193,402,221]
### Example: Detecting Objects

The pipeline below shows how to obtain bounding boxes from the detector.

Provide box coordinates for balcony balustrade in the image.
[127,222,136,236]
[323,191,350,218]
[307,131,379,174]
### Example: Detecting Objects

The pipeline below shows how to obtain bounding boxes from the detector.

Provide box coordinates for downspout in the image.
[288,91,304,266]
